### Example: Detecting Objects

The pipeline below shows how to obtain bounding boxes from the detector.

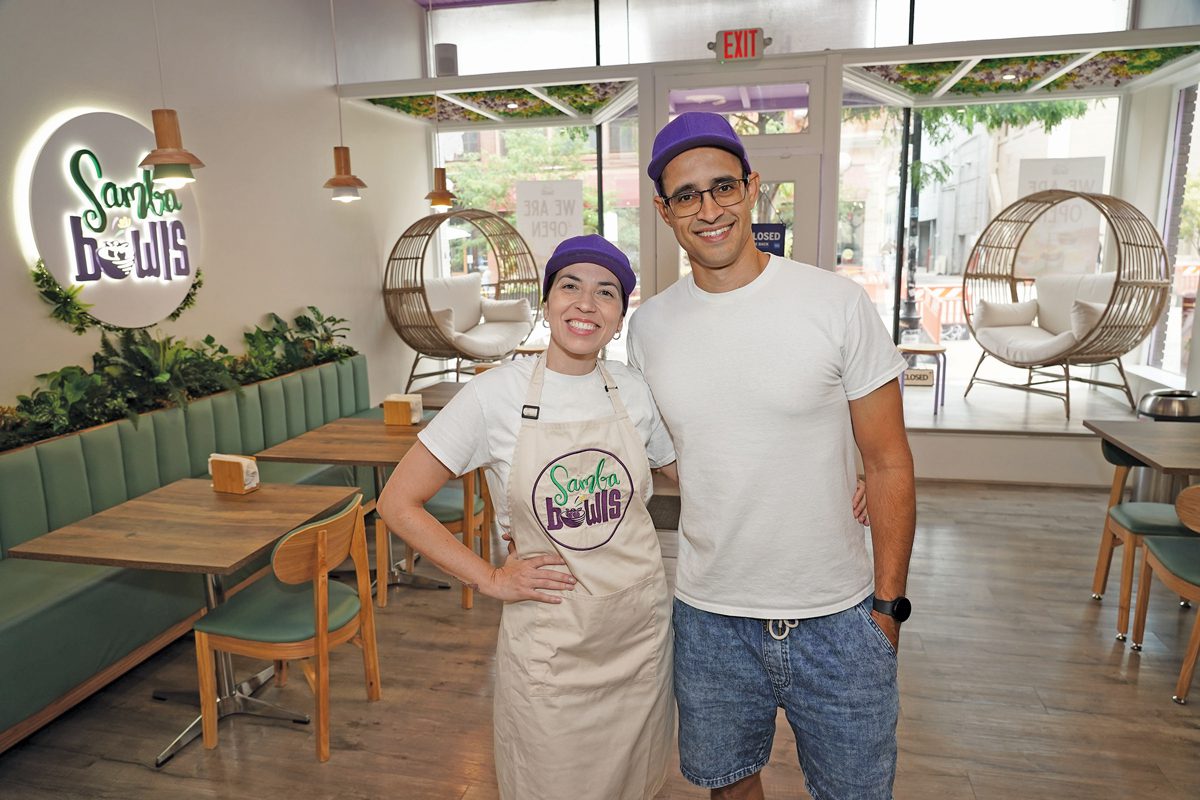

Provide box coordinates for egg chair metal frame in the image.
[961,190,1171,417]
[383,209,540,391]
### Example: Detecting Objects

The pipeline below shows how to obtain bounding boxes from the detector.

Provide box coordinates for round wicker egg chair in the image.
[961,189,1171,417]
[383,209,540,390]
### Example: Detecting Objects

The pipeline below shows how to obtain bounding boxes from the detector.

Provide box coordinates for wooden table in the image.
[7,479,359,766]
[254,416,451,601]
[1082,420,1200,475]
[416,380,466,410]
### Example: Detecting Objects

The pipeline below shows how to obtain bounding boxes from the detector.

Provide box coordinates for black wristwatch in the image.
[872,596,912,623]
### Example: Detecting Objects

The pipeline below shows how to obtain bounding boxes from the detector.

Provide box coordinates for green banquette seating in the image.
[0,355,375,753]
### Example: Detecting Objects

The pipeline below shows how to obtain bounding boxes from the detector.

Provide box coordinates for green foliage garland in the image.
[30,260,204,335]
[0,307,358,453]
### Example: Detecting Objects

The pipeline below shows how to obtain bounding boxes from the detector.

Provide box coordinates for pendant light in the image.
[323,0,366,203]
[425,166,456,213]
[139,1,203,190]
[424,1,456,213]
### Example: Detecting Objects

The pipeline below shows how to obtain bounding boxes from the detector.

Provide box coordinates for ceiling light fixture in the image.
[424,1,456,214]
[1001,73,1018,81]
[139,1,203,190]
[323,0,366,203]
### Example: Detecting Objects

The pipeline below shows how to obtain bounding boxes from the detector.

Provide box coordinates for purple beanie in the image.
[543,234,636,314]
[647,112,752,194]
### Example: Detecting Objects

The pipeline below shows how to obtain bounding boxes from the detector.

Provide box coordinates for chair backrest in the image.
[425,272,484,334]
[1034,272,1116,335]
[272,494,363,584]
[1178,485,1200,534]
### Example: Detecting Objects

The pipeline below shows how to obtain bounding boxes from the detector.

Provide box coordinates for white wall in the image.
[0,0,430,403]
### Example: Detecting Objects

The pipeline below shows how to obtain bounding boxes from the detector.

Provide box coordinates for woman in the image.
[377,235,868,799]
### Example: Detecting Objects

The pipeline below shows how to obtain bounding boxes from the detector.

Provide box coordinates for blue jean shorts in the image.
[673,595,898,799]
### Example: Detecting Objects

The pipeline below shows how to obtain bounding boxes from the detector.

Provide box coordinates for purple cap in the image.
[543,234,636,314]
[647,112,752,194]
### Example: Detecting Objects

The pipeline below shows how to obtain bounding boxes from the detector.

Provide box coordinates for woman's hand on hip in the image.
[483,553,576,603]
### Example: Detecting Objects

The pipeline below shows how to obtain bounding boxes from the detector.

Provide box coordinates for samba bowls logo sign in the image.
[531,448,632,551]
[26,112,201,328]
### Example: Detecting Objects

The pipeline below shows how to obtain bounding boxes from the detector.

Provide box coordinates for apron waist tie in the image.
[767,619,799,641]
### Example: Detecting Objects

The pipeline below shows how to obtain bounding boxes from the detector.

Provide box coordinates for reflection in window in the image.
[668,84,810,135]
[1156,85,1199,376]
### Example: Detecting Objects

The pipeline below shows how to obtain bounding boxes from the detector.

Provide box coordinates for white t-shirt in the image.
[627,255,906,619]
[418,358,676,534]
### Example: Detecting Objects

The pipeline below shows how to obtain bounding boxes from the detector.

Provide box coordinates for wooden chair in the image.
[1091,445,1196,642]
[1132,486,1200,704]
[194,494,380,761]
[1091,440,1149,601]
[375,469,492,610]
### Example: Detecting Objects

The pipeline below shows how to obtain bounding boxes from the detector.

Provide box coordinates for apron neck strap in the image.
[521,356,625,420]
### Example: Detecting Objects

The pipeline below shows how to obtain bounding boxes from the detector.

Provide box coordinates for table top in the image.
[254,416,427,468]
[417,381,466,410]
[7,480,359,574]
[1082,419,1200,475]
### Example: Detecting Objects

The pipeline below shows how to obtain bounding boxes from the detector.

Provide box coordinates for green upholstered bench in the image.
[0,355,376,753]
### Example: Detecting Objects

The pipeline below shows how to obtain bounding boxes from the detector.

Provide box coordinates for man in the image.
[628,111,916,800]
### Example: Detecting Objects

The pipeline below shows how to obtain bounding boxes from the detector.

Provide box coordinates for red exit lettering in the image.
[714,28,764,62]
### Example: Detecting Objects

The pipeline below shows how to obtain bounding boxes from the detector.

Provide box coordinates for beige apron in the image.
[493,357,673,800]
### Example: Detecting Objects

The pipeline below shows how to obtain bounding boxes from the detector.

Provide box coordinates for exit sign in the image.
[711,28,767,62]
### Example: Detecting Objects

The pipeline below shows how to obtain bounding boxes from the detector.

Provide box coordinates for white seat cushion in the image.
[1070,299,1107,340]
[974,298,1037,328]
[425,273,484,334]
[452,321,533,359]
[976,324,1078,365]
[481,297,533,324]
[1035,272,1116,335]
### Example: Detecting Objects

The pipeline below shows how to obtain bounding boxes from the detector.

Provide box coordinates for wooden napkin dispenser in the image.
[210,455,258,494]
[384,393,423,426]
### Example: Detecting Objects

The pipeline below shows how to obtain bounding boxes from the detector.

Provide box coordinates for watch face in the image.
[892,597,912,623]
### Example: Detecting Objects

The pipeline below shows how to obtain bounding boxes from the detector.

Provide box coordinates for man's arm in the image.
[848,379,915,649]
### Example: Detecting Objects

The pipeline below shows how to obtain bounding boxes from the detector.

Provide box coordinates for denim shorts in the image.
[673,595,898,799]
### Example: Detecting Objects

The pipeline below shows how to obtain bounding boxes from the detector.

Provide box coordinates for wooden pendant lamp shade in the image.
[324,146,367,190]
[424,167,456,211]
[138,109,204,188]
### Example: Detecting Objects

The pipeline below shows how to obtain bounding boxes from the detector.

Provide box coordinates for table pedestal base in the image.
[154,675,310,767]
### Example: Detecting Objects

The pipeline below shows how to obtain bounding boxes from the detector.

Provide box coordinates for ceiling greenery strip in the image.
[368,95,488,122]
[453,88,564,118]
[950,53,1081,94]
[1047,45,1200,90]
[862,61,961,95]
[543,81,629,114]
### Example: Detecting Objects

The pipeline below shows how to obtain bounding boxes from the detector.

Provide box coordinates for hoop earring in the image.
[542,318,549,328]
[612,331,621,340]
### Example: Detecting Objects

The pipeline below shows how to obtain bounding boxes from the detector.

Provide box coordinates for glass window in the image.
[1155,85,1199,376]
[668,83,810,135]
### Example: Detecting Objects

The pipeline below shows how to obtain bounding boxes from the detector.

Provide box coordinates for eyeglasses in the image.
[662,179,748,218]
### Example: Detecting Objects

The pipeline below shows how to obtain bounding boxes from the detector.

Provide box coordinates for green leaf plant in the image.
[0,307,357,453]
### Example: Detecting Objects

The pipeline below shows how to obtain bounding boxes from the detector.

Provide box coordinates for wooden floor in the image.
[2,483,1199,799]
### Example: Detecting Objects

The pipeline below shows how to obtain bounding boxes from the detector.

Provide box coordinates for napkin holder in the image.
[210,454,259,494]
[383,393,423,426]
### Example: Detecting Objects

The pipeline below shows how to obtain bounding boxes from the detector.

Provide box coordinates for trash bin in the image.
[1131,389,1200,502]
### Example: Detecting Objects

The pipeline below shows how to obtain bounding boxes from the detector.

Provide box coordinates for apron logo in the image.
[532,448,632,551]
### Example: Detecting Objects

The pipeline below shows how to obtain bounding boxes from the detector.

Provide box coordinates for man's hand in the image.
[481,553,576,603]
[870,609,900,651]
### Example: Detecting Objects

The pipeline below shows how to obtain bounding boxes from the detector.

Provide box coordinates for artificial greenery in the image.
[0,307,357,453]
[30,260,205,335]
[543,82,629,115]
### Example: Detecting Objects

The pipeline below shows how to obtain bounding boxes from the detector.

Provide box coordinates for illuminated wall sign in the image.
[709,28,769,63]
[25,111,202,328]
